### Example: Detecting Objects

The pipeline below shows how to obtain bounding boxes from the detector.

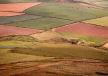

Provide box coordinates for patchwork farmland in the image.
[0,0,108,76]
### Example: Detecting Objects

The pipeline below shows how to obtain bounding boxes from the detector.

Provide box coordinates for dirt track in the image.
[54,22,108,39]
[0,3,41,16]
[0,25,43,37]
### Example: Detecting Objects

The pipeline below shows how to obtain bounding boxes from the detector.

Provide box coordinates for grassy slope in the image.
[12,43,108,60]
[8,17,72,30]
[83,16,108,27]
[58,32,106,46]
[0,49,52,64]
[24,3,108,20]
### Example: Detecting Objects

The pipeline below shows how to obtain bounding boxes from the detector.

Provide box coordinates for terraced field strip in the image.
[0,25,43,37]
[83,16,108,27]
[0,3,41,16]
[53,22,108,39]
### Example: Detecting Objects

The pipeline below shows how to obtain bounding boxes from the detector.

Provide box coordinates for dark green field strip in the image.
[11,43,108,60]
[0,14,41,24]
[8,17,73,30]
[24,3,108,21]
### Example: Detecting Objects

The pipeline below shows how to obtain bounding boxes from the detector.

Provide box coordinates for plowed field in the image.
[0,3,41,16]
[0,25,43,37]
[54,22,108,39]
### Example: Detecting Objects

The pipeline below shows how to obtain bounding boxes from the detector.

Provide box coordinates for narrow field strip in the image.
[83,16,108,27]
[0,25,43,37]
[0,12,24,17]
[0,15,41,24]
[53,22,108,39]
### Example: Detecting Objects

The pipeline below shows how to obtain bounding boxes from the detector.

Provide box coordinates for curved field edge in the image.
[0,49,53,64]
[57,32,107,46]
[24,3,108,21]
[10,43,108,60]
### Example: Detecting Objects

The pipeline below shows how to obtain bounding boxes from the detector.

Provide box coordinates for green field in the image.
[8,17,72,30]
[25,3,108,21]
[0,48,52,64]
[83,16,108,27]
[0,15,41,24]
[11,43,108,60]
[58,32,106,46]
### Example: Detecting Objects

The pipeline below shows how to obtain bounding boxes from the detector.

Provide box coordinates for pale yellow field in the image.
[83,16,108,26]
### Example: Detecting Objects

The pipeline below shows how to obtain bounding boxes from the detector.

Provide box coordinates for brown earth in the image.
[0,12,24,17]
[0,3,41,16]
[0,58,108,76]
[53,22,108,39]
[103,43,108,49]
[0,25,43,37]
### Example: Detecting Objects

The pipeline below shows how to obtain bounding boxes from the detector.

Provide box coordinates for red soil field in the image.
[0,12,24,17]
[0,3,41,16]
[0,25,43,37]
[54,22,108,39]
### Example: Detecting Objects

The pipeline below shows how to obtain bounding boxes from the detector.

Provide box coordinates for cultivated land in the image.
[5,2,108,30]
[0,0,108,76]
[83,16,108,27]
[8,17,72,30]
[54,22,108,39]
[0,3,41,16]
[24,3,108,21]
[0,14,41,24]
[0,25,43,37]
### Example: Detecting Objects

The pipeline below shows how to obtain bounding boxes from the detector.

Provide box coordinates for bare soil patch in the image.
[0,25,43,37]
[53,22,108,39]
[0,3,41,16]
[0,58,108,76]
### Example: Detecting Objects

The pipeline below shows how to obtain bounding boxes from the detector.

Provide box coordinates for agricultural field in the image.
[54,22,108,39]
[0,25,43,37]
[0,3,41,16]
[24,3,108,21]
[8,17,72,30]
[0,15,41,24]
[83,16,108,27]
[0,0,108,76]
